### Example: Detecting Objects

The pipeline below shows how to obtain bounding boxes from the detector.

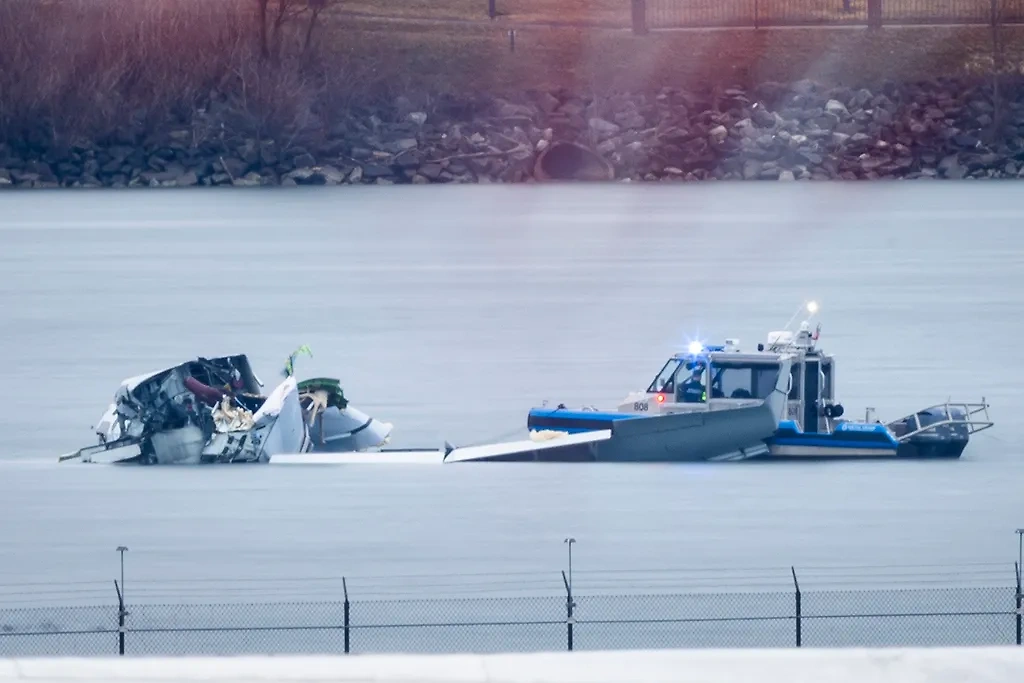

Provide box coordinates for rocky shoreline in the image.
[2,77,1023,188]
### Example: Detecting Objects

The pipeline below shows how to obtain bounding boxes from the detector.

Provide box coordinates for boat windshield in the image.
[708,361,781,400]
[647,358,681,393]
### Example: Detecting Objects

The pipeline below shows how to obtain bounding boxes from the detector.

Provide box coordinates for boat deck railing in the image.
[886,399,994,443]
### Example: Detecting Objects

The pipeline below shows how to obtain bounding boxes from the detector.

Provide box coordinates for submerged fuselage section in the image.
[61,352,393,465]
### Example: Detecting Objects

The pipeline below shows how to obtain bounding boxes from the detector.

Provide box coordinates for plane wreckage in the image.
[58,347,393,465]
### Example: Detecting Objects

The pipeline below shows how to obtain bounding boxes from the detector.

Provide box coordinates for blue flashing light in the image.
[672,343,725,359]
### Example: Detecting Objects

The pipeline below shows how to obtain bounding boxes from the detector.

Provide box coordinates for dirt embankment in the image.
[1,0,1021,187]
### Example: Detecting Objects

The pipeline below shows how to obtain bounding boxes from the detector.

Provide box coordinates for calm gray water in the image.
[1,182,1023,622]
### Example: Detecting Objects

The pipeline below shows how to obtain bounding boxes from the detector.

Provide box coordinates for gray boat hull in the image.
[447,405,776,463]
[602,403,779,462]
[445,357,792,464]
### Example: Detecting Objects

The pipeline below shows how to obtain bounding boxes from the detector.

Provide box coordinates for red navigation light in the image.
[656,394,665,403]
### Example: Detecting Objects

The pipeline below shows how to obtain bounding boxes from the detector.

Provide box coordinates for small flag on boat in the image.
[283,344,313,377]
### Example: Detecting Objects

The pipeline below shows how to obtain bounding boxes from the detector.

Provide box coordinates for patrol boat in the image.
[526,303,994,460]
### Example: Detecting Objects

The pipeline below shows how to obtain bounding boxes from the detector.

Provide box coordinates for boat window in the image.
[712,366,751,399]
[822,360,833,401]
[646,358,681,394]
[710,362,781,400]
[675,360,708,403]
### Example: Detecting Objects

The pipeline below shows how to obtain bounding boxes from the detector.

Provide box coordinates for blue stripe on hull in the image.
[774,419,901,448]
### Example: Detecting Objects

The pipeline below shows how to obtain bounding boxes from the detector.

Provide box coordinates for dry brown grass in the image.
[337,0,629,25]
[0,0,415,148]
[0,1,278,144]
[329,20,1020,92]
[0,0,1018,151]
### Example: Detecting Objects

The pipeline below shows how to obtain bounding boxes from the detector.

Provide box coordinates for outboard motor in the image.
[897,407,969,459]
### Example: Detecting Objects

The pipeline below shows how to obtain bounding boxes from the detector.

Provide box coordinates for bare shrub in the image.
[0,0,349,150]
[225,58,324,148]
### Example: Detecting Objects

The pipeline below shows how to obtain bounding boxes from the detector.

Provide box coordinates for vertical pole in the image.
[991,0,1001,142]
[114,580,125,656]
[116,547,128,606]
[563,538,576,599]
[630,0,647,35]
[1018,530,1023,578]
[791,567,802,648]
[343,577,351,654]
[1015,562,1021,647]
[115,547,128,656]
[488,0,496,20]
[1015,530,1024,645]
[867,0,882,28]
[562,570,574,651]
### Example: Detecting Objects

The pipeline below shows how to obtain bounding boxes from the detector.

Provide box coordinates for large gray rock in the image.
[588,118,621,139]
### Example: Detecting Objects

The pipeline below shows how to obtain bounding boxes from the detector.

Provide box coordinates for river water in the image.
[0,182,1022,626]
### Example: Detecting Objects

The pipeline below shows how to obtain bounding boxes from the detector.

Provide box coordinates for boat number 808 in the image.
[633,402,649,411]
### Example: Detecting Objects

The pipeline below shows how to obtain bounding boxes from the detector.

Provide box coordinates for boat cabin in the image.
[627,323,839,433]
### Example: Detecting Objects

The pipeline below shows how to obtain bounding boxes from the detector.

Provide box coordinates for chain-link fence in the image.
[393,0,1024,29]
[636,0,1024,31]
[2,583,1021,657]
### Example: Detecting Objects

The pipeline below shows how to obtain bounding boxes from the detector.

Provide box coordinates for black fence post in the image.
[630,0,647,35]
[791,567,802,648]
[1015,562,1021,646]
[113,580,125,656]
[867,0,882,28]
[562,570,574,651]
[488,0,496,20]
[343,577,351,654]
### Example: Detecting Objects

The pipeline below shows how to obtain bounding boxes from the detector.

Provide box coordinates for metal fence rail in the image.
[2,575,1021,657]
[646,0,866,29]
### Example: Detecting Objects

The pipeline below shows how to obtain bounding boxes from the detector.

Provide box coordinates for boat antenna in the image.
[782,300,819,332]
